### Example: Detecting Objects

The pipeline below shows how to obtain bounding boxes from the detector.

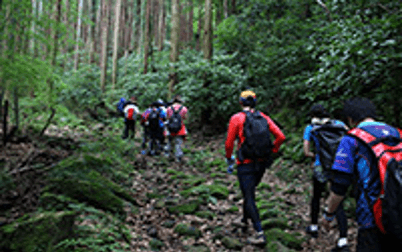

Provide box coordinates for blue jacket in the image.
[331,121,401,229]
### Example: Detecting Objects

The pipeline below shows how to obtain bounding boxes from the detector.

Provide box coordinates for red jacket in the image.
[225,110,286,165]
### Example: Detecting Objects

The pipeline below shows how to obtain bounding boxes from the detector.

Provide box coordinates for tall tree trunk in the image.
[216,0,222,26]
[112,0,122,87]
[95,0,102,57]
[196,6,202,51]
[143,0,150,74]
[89,0,97,63]
[137,0,144,55]
[158,0,165,51]
[123,0,132,75]
[179,1,187,46]
[231,0,236,15]
[30,0,36,54]
[188,0,193,47]
[203,0,212,61]
[223,0,228,18]
[100,0,110,92]
[153,0,159,47]
[52,0,61,68]
[74,0,84,70]
[168,0,179,99]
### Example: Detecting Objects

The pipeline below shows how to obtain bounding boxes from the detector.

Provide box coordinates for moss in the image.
[208,185,229,199]
[213,179,229,186]
[227,206,239,213]
[261,218,289,230]
[210,173,226,178]
[260,208,281,219]
[0,211,76,252]
[257,182,272,191]
[256,200,277,210]
[265,241,295,252]
[146,192,164,199]
[195,211,216,220]
[173,223,202,238]
[162,220,176,228]
[187,245,211,252]
[168,201,200,214]
[264,228,304,250]
[149,239,165,250]
[183,178,207,187]
[221,236,243,250]
[166,169,177,175]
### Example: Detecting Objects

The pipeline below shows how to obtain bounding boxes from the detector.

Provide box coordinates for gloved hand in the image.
[226,155,236,174]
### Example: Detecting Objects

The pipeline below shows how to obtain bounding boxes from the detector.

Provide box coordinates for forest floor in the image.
[0,124,360,252]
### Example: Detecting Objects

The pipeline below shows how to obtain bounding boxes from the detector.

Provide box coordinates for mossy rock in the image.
[261,218,289,230]
[208,185,229,199]
[221,236,243,250]
[168,200,200,214]
[154,200,165,209]
[0,211,76,252]
[45,178,126,216]
[195,211,216,220]
[149,238,165,250]
[180,185,210,198]
[227,206,239,213]
[187,245,211,252]
[210,173,226,178]
[256,200,277,210]
[146,192,164,199]
[257,182,272,191]
[39,192,79,211]
[213,179,229,186]
[182,178,207,188]
[265,228,304,250]
[260,208,281,219]
[162,220,176,228]
[173,223,202,238]
[166,169,177,175]
[265,241,296,252]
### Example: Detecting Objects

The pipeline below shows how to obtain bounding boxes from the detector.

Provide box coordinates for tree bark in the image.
[196,6,202,51]
[112,0,122,87]
[168,0,180,99]
[95,0,102,57]
[153,0,159,47]
[137,0,144,55]
[203,0,212,61]
[74,0,84,70]
[188,0,193,47]
[158,0,165,51]
[231,0,236,15]
[100,0,110,92]
[223,0,228,18]
[179,1,187,46]
[143,0,150,74]
[52,0,62,68]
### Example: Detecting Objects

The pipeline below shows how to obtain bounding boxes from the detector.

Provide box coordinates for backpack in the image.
[167,106,183,134]
[117,98,126,116]
[310,120,347,171]
[148,109,160,131]
[238,111,273,161]
[124,105,137,120]
[348,127,402,241]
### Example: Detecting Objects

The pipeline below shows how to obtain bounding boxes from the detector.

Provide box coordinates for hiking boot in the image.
[246,231,266,245]
[305,225,319,238]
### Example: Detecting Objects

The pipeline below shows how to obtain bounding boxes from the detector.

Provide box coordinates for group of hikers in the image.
[117,90,402,251]
[117,94,188,162]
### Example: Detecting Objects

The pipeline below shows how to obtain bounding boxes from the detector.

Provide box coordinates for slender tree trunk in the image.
[158,0,165,51]
[74,0,84,70]
[216,0,222,26]
[52,0,62,68]
[137,0,144,55]
[123,0,132,75]
[168,0,179,99]
[231,0,236,15]
[203,0,212,60]
[95,0,102,57]
[112,0,122,87]
[30,0,36,54]
[188,0,193,47]
[179,1,187,46]
[100,0,110,92]
[143,0,151,74]
[223,0,228,18]
[153,0,159,47]
[196,6,202,51]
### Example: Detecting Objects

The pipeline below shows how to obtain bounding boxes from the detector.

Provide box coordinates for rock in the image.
[149,238,165,250]
[0,211,76,252]
[165,197,180,206]
[226,206,239,213]
[208,185,229,199]
[221,236,243,250]
[187,245,211,252]
[147,226,158,238]
[173,223,202,239]
[195,211,216,220]
[168,200,200,215]
[265,228,305,250]
[154,199,165,209]
[261,218,289,230]
[162,220,176,228]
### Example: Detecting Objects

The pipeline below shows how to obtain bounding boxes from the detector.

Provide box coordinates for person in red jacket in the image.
[225,90,286,245]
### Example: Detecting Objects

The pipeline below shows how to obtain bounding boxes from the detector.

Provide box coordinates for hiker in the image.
[166,95,188,162]
[122,96,139,140]
[225,90,286,245]
[303,104,350,251]
[145,100,166,155]
[140,103,152,154]
[322,97,402,251]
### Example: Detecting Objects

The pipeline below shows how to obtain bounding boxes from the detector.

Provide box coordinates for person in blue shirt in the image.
[145,101,167,155]
[323,97,401,251]
[303,104,349,252]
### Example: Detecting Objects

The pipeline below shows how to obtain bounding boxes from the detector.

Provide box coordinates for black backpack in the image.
[238,111,273,161]
[310,120,347,171]
[148,109,160,131]
[168,106,183,134]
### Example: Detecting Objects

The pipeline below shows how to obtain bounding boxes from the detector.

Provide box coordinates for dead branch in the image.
[316,0,333,22]
[39,108,56,137]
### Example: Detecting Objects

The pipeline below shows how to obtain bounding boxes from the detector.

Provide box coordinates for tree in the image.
[112,0,122,87]
[203,0,212,60]
[143,0,150,74]
[168,0,180,99]
[157,0,165,51]
[74,0,84,70]
[100,0,110,92]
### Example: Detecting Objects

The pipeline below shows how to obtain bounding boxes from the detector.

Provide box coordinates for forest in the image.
[0,0,401,251]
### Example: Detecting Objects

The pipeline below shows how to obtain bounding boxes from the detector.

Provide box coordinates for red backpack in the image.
[348,127,402,240]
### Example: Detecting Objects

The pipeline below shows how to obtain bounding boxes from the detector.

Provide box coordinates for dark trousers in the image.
[311,176,348,238]
[123,120,136,139]
[237,161,269,232]
[149,128,164,152]
[357,227,401,252]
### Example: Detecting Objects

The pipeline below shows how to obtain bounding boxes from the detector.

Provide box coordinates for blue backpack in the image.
[117,98,126,116]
